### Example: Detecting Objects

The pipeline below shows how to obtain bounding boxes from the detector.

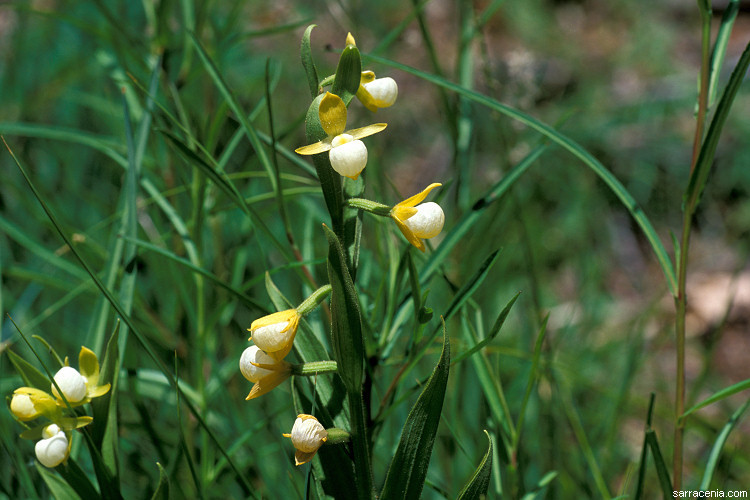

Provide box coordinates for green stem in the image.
[348,391,374,499]
[296,284,332,315]
[674,4,712,490]
[347,198,392,216]
[292,360,338,376]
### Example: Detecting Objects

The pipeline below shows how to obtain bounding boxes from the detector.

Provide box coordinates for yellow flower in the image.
[295,92,386,180]
[10,388,56,421]
[239,345,292,400]
[282,414,328,466]
[356,71,398,112]
[34,423,70,468]
[247,309,301,362]
[51,347,111,406]
[391,183,445,252]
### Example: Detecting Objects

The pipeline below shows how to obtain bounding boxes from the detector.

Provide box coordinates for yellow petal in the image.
[346,33,356,47]
[347,123,387,141]
[319,92,347,137]
[87,383,111,399]
[295,139,333,156]
[394,183,442,208]
[393,216,425,252]
[245,370,291,400]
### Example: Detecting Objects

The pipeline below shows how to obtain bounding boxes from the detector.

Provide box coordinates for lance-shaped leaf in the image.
[7,349,50,390]
[457,430,493,500]
[381,322,450,499]
[301,24,320,98]
[324,224,364,393]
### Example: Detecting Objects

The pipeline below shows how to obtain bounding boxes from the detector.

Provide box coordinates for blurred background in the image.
[1,0,749,497]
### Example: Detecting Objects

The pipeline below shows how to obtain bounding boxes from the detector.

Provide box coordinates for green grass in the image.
[2,1,750,498]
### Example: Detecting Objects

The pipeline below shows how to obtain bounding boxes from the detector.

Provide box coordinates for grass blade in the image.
[365,53,677,295]
[699,398,750,489]
[680,378,750,421]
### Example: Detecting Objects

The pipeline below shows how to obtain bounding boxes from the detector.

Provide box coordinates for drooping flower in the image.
[356,71,398,112]
[295,92,386,180]
[51,366,87,403]
[391,183,445,252]
[247,309,301,362]
[239,345,292,400]
[10,387,58,421]
[282,414,328,466]
[34,424,70,468]
[10,393,41,421]
[51,347,110,406]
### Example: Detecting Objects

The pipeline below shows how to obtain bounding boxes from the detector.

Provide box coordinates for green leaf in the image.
[91,324,120,478]
[150,463,170,500]
[685,40,750,216]
[680,377,750,421]
[457,430,493,500]
[323,224,364,393]
[646,431,673,498]
[264,271,296,311]
[452,291,520,365]
[301,24,320,98]
[37,463,84,500]
[700,398,750,489]
[6,349,51,390]
[331,44,362,106]
[381,321,450,500]
[707,0,739,108]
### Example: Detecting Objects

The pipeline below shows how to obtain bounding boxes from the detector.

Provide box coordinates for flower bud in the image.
[403,202,444,239]
[10,393,40,421]
[239,345,276,382]
[35,424,69,468]
[51,366,87,403]
[329,134,368,180]
[362,77,398,108]
[283,414,328,465]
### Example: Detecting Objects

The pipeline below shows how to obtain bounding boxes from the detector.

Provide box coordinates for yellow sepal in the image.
[245,369,291,400]
[294,449,318,466]
[347,123,387,141]
[295,139,333,156]
[248,309,299,333]
[395,183,442,209]
[78,346,100,386]
[318,92,347,137]
[393,217,425,252]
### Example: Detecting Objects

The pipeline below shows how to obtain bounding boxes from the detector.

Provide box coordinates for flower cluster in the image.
[8,346,110,468]
[246,31,447,467]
